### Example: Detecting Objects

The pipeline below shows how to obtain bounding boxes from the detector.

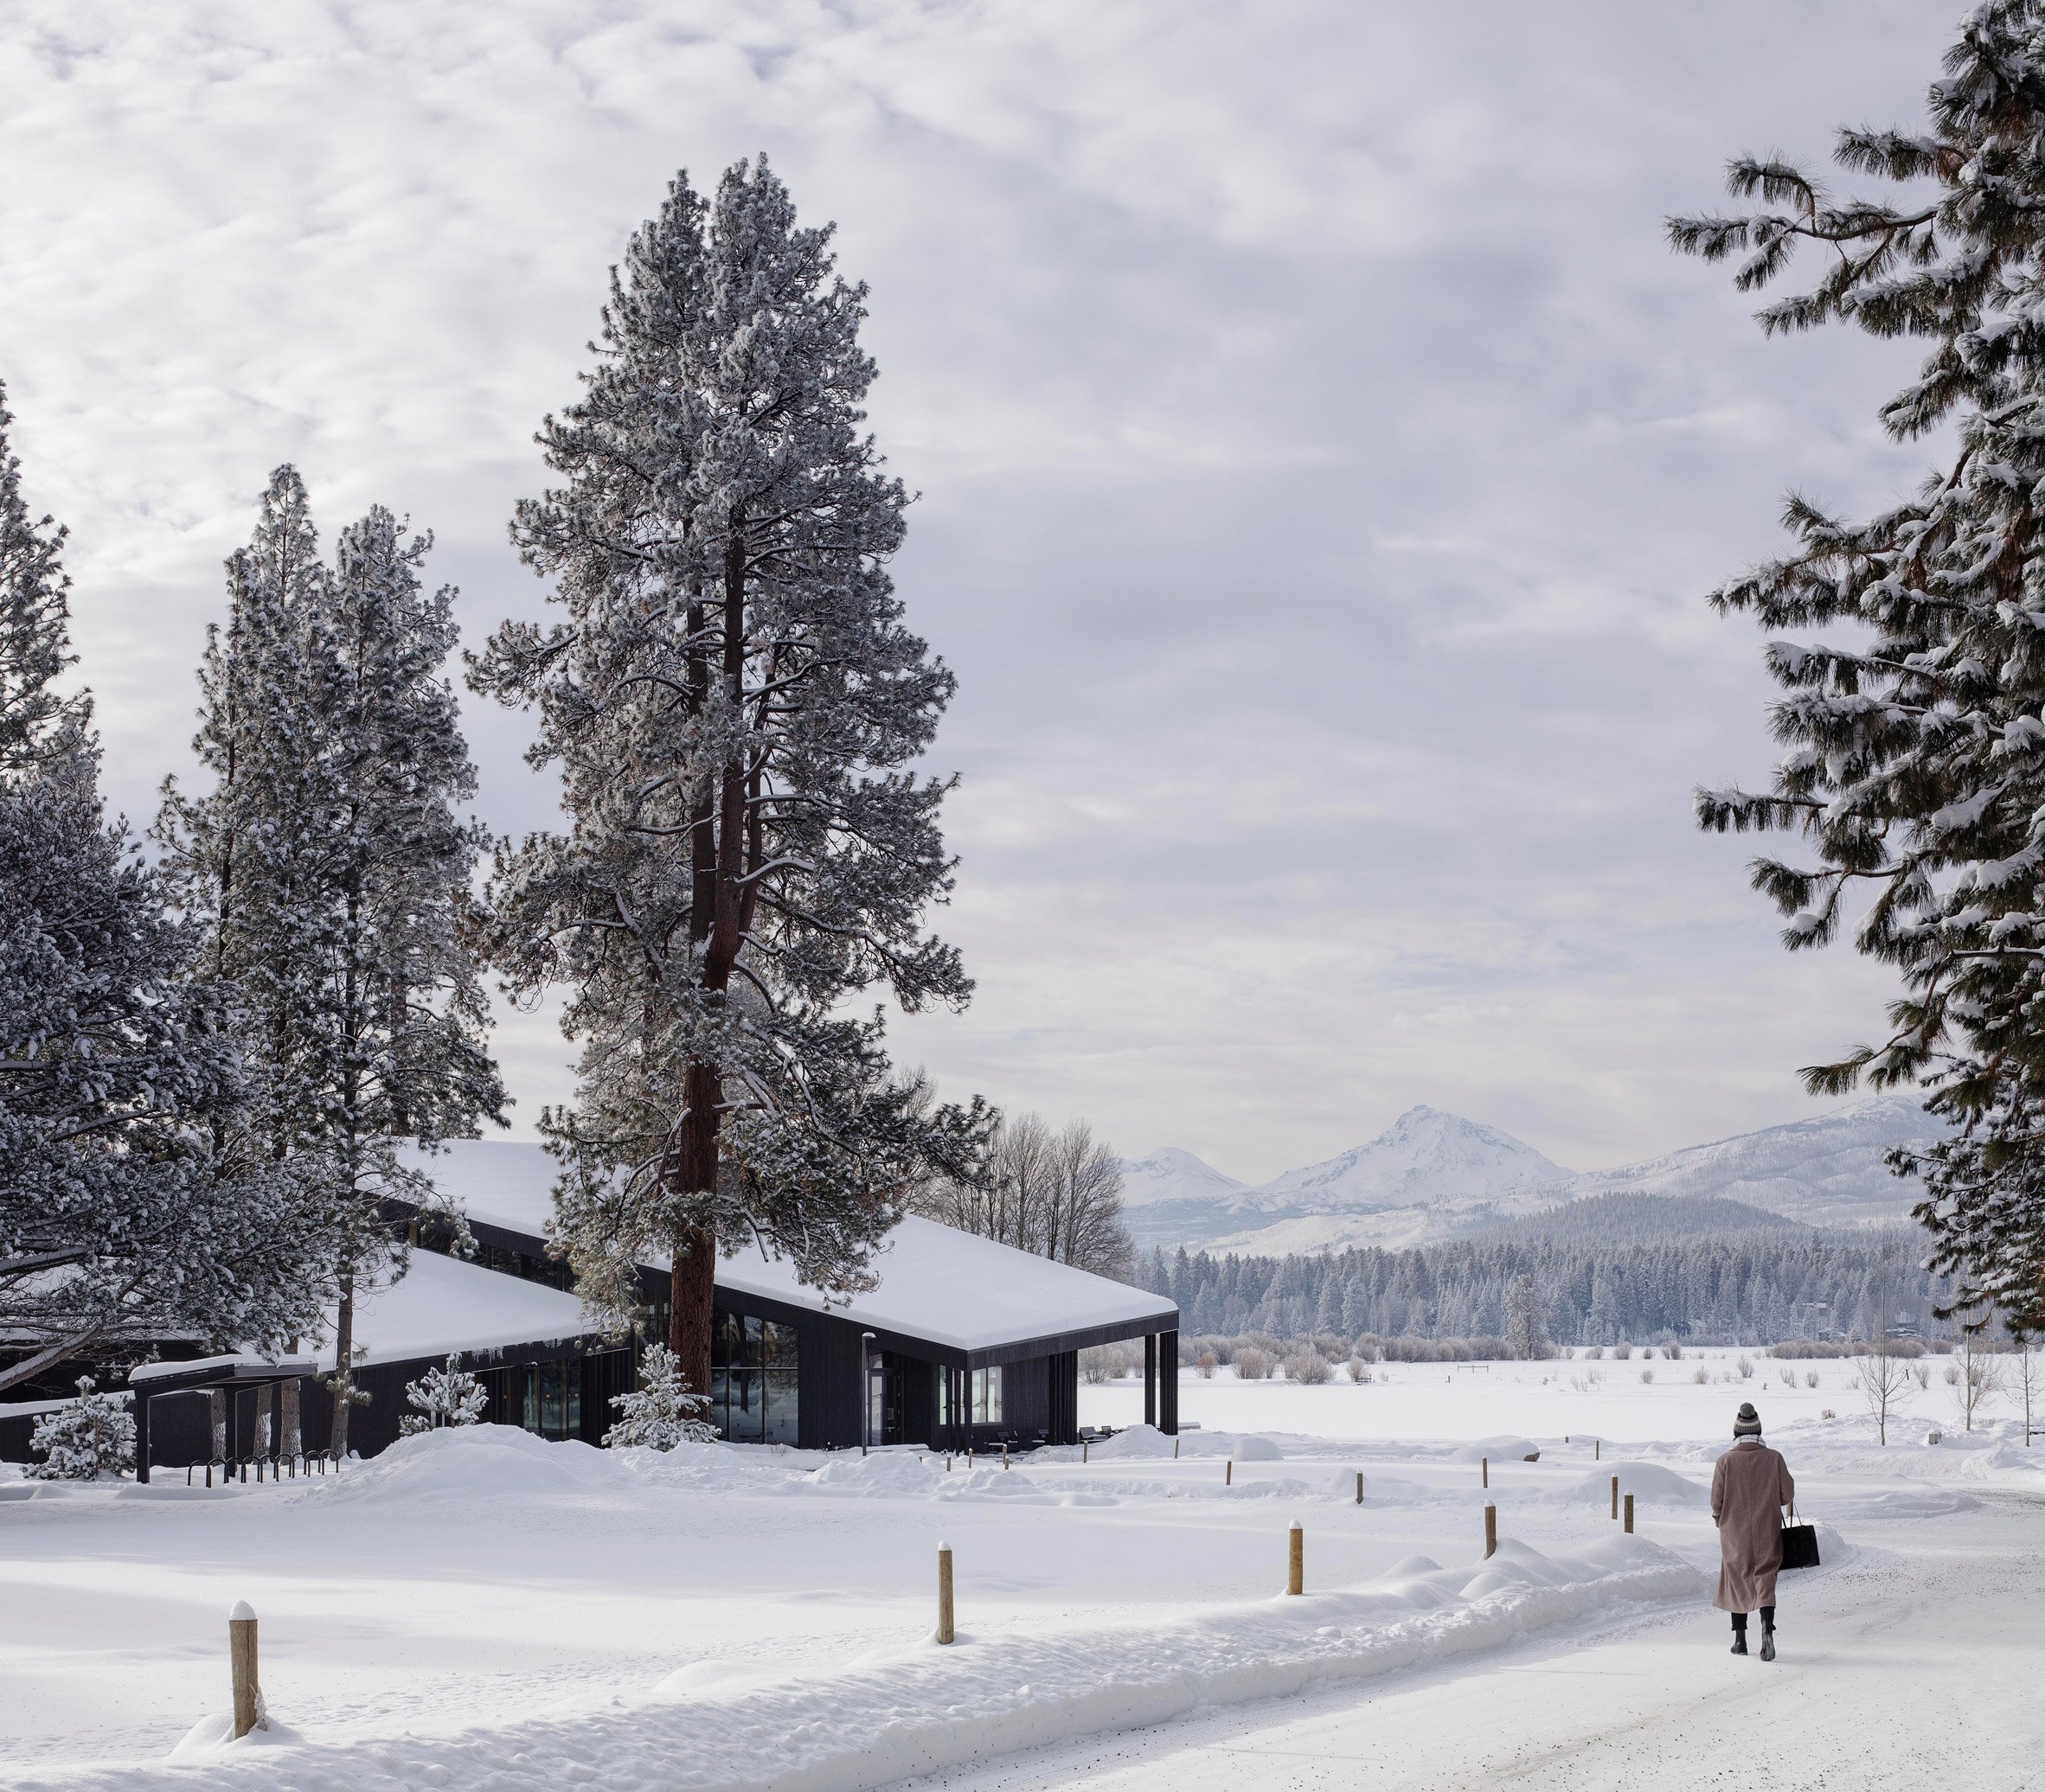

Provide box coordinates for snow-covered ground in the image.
[1088,1346,1909,1443]
[0,1351,2036,1790]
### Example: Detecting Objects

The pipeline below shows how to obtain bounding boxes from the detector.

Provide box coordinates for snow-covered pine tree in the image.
[398,1354,488,1436]
[1504,1274,1546,1360]
[471,158,982,1396]
[0,381,89,780]
[1670,3,2045,1335]
[28,1377,135,1480]
[157,470,504,1450]
[603,1343,716,1449]
[0,709,346,1395]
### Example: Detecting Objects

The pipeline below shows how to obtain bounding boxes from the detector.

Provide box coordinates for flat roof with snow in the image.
[400,1139,1176,1355]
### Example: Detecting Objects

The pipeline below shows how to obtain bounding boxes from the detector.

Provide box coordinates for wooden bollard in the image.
[1081,1439,1088,1464]
[1355,1470,1364,1505]
[1624,1493,1634,1535]
[1287,1521,1304,1595]
[946,1453,952,1472]
[1226,1459,1233,1486]
[1002,1443,1010,1470]
[1484,1503,1497,1559]
[228,1601,260,1738]
[1482,1456,1489,1488]
[1610,1474,1619,1519]
[1594,1438,1600,1461]
[1174,1437,1180,1459]
[937,1543,955,1644]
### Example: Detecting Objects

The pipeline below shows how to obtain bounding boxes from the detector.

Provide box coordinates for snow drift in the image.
[22,1529,1701,1792]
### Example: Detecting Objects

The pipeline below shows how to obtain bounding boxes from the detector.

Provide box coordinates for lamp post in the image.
[862,1332,876,1456]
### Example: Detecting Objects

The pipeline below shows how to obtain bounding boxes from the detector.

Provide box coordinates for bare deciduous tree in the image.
[2013,1334,2039,1448]
[1956,1324,2006,1433]
[912,1110,1132,1279]
[1860,1261,1910,1446]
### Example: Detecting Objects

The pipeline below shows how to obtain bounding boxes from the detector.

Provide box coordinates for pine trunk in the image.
[330,1277,355,1459]
[668,1056,724,1398]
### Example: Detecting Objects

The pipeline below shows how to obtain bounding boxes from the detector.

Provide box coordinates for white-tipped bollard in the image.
[228,1601,260,1738]
[937,1542,955,1644]
[1286,1520,1304,1596]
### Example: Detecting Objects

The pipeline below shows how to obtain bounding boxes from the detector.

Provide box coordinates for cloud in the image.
[0,0,1961,1178]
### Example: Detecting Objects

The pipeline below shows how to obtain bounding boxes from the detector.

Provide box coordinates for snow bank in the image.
[1561,1462,1710,1510]
[317,1423,618,1500]
[1451,1435,1539,1464]
[30,1533,1700,1792]
[1086,1423,1178,1460]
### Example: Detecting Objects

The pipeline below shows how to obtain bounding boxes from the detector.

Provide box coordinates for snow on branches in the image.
[400,1354,489,1436]
[1672,0,2045,1328]
[470,158,989,1387]
[0,381,88,778]
[604,1344,716,1450]
[156,468,504,1445]
[29,1378,135,1481]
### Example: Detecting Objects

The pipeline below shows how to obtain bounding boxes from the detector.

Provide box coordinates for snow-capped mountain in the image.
[1119,1095,1944,1255]
[1561,1092,1938,1230]
[1119,1146,1249,1208]
[1121,1105,1576,1255]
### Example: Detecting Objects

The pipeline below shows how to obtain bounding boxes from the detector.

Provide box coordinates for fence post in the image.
[1484,1503,1497,1559]
[1287,1521,1304,1595]
[1082,1438,1088,1464]
[1482,1456,1489,1488]
[1226,1458,1233,1487]
[1611,1474,1619,1519]
[228,1602,260,1738]
[1595,1438,1600,1461]
[937,1544,955,1644]
[1624,1493,1634,1534]
[1003,1443,1010,1471]
[1355,1470,1364,1505]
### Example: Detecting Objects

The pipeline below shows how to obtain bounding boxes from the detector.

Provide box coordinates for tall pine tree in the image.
[471,159,981,1394]
[159,470,503,1447]
[1671,3,2045,1333]
[2,397,347,1394]
[0,381,88,777]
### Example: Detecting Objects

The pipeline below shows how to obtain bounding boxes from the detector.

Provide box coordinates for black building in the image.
[4,1141,1182,1474]
[417,1139,1181,1453]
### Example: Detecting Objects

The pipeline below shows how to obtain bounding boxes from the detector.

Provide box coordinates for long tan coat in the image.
[1710,1437,1795,1612]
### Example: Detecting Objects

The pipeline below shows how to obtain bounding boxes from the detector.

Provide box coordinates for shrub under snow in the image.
[1232,1347,1274,1381]
[1284,1354,1332,1385]
[605,1344,717,1449]
[400,1354,488,1437]
[29,1377,135,1480]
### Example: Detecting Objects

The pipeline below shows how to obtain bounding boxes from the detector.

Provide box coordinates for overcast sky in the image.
[0,2,1968,1182]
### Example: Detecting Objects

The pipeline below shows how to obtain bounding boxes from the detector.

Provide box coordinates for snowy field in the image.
[2,1350,2041,1791]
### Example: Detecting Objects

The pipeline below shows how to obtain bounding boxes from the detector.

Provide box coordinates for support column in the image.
[134,1391,151,1485]
[1144,1334,1157,1429]
[1158,1328,1178,1435]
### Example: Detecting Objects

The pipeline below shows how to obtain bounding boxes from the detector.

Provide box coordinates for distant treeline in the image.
[1131,1220,1964,1347]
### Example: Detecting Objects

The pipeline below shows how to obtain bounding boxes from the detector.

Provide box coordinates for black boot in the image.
[1759,1604,1776,1661]
[1730,1616,1748,1656]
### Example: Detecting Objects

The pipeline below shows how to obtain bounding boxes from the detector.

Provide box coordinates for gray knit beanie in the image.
[1734,1402,1762,1438]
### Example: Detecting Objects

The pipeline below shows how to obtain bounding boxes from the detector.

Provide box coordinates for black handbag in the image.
[1779,1501,1820,1571]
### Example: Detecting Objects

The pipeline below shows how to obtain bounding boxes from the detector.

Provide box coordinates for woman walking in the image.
[1711,1401,1795,1659]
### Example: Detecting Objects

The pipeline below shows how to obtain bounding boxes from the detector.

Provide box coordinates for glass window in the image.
[540,1360,566,1438]
[971,1366,1003,1424]
[703,1309,798,1443]
[566,1362,581,1439]
[520,1365,537,1432]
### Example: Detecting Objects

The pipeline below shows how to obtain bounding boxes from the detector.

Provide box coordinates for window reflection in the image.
[708,1309,799,1443]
